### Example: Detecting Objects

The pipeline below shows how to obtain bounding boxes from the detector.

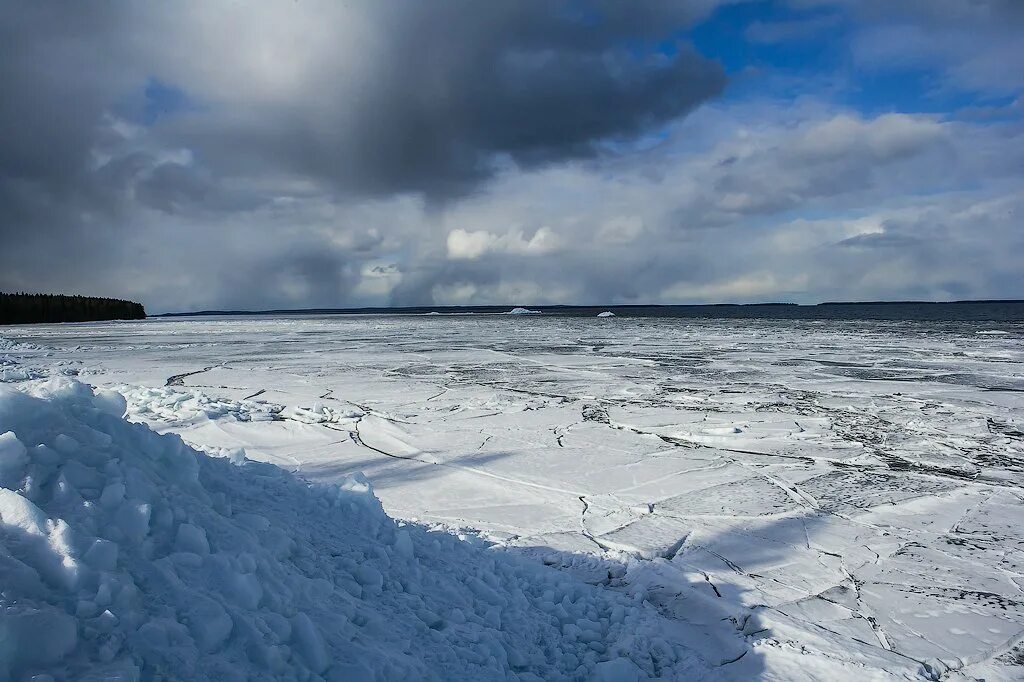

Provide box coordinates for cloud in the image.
[0,1,734,310]
[386,101,1024,306]
[789,114,945,162]
[660,272,812,303]
[745,15,843,44]
[596,216,646,245]
[674,111,955,226]
[447,227,562,260]
[0,1,1021,311]
[815,0,1024,94]
[98,2,726,200]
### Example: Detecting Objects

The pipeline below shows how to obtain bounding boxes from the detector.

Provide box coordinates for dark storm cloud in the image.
[154,2,727,200]
[0,1,727,306]
[338,3,725,196]
[0,4,130,187]
[134,162,212,214]
[207,247,362,312]
[1,1,727,204]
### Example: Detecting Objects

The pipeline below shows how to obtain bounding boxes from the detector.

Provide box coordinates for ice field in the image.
[2,313,1023,680]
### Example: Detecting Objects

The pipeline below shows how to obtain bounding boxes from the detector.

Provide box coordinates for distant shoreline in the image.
[1,292,146,325]
[149,300,1024,323]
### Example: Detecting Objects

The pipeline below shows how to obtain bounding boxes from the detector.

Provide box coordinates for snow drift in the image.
[0,379,705,681]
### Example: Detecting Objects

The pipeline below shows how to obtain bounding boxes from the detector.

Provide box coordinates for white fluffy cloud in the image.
[447,227,562,260]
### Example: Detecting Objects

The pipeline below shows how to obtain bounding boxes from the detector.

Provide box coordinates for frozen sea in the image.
[3,306,1024,680]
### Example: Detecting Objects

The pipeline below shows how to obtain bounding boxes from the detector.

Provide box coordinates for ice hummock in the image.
[0,379,705,680]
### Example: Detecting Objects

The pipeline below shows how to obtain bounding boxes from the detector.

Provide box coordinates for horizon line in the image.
[151,299,1024,317]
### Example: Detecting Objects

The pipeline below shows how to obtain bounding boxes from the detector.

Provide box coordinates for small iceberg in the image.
[597,311,616,318]
[506,307,542,315]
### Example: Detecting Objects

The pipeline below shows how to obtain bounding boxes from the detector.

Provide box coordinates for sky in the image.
[1,1,1022,313]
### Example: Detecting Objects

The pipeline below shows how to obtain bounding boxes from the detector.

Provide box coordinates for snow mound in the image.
[1,349,50,383]
[118,384,282,425]
[597,312,616,318]
[505,308,542,315]
[0,337,48,352]
[1,365,43,383]
[1,357,79,384]
[0,379,705,680]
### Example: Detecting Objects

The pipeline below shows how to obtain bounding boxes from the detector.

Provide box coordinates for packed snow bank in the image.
[0,379,706,681]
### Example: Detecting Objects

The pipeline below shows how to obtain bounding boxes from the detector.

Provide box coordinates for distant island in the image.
[0,292,146,325]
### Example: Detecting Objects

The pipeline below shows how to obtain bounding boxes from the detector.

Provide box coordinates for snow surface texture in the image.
[2,315,1023,680]
[0,379,708,681]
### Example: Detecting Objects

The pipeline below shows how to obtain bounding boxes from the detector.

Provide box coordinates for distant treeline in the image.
[0,292,146,325]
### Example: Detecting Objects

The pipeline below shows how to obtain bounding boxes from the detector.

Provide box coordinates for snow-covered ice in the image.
[0,379,709,680]
[1,314,1023,680]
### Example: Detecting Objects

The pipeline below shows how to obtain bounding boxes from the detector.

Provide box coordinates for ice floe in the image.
[2,315,1023,680]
